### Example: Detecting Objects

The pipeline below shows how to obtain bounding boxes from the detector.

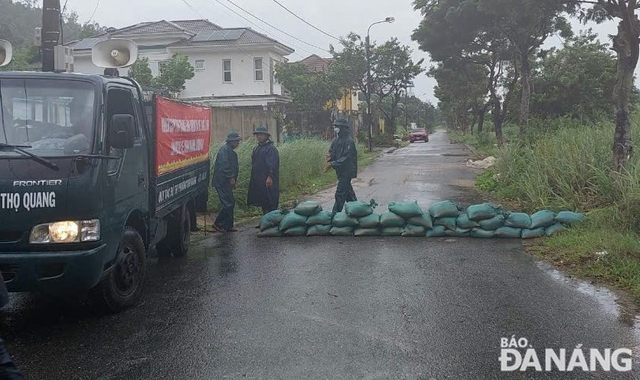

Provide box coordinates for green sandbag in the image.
[457,214,479,229]
[345,201,374,217]
[521,227,546,239]
[546,223,566,237]
[445,228,471,238]
[381,227,403,236]
[307,211,334,226]
[471,228,494,238]
[258,227,282,237]
[426,225,446,237]
[407,214,433,229]
[402,224,426,237]
[494,226,522,239]
[279,212,308,230]
[434,217,457,231]
[284,226,308,237]
[388,201,424,218]
[479,215,505,230]
[555,211,585,225]
[530,210,556,229]
[332,212,359,228]
[260,210,285,231]
[307,225,332,236]
[467,203,500,221]
[504,212,532,229]
[358,214,380,229]
[429,200,460,218]
[294,201,322,217]
[380,211,405,228]
[330,226,354,236]
[354,228,380,236]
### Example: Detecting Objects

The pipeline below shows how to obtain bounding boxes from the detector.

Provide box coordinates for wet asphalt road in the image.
[3,131,640,379]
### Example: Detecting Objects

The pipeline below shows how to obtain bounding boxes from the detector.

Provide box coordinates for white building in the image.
[68,19,294,108]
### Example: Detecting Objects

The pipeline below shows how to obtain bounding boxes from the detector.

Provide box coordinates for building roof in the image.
[297,54,333,72]
[68,19,293,54]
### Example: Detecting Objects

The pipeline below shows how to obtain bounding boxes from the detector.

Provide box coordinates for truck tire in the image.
[171,204,191,258]
[92,226,146,312]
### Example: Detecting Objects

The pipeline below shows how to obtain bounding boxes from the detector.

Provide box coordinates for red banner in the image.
[155,96,211,176]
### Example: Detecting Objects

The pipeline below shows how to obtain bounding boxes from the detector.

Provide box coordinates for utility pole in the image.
[41,0,61,72]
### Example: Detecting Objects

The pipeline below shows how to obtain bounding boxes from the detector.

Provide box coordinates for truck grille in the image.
[0,231,22,243]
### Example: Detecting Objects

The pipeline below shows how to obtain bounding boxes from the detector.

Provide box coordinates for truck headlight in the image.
[29,220,101,244]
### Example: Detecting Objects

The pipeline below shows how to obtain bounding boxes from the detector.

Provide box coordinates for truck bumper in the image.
[0,245,108,296]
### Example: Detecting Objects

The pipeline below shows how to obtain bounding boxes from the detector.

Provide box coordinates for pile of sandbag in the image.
[257,200,585,238]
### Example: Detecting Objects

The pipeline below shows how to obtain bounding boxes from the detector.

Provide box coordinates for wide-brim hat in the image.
[253,126,271,136]
[226,132,242,142]
[333,118,350,128]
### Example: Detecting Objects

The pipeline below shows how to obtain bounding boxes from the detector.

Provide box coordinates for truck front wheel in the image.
[92,226,146,312]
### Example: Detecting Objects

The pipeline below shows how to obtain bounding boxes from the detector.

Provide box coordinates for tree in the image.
[152,54,194,94]
[128,57,154,88]
[79,21,107,39]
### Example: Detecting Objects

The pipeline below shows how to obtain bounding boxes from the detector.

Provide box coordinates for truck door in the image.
[105,86,149,229]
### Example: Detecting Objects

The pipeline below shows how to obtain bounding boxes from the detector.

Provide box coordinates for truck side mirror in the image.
[109,114,135,149]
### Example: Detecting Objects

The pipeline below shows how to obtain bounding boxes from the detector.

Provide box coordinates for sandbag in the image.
[354,228,380,237]
[380,211,405,228]
[284,226,308,237]
[388,201,424,218]
[429,200,460,218]
[555,211,585,225]
[494,226,522,239]
[332,212,359,228]
[467,203,500,221]
[546,223,566,237]
[380,227,403,236]
[471,228,495,238]
[294,201,322,217]
[358,214,380,229]
[426,225,446,237]
[407,214,433,229]
[258,227,282,237]
[260,210,286,231]
[456,214,479,229]
[279,212,308,231]
[330,226,354,236]
[307,211,333,226]
[434,217,457,231]
[530,210,556,229]
[307,225,332,236]
[478,215,505,231]
[402,224,426,237]
[345,201,374,217]
[521,227,546,239]
[445,228,471,238]
[504,212,532,229]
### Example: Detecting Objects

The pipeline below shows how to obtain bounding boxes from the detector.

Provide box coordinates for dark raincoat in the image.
[247,140,280,212]
[0,273,23,379]
[329,130,358,213]
[211,142,239,230]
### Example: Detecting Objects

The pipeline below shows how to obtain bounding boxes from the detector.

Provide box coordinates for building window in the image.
[195,60,205,71]
[254,57,263,81]
[223,59,232,83]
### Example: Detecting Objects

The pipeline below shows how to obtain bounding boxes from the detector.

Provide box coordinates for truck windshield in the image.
[0,79,96,157]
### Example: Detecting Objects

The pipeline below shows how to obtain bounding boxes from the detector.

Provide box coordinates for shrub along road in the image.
[2,131,639,379]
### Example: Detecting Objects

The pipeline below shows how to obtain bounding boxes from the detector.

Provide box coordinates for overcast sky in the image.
[61,0,622,105]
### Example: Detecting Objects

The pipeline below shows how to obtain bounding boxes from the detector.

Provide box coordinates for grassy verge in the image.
[207,138,377,219]
[466,120,640,302]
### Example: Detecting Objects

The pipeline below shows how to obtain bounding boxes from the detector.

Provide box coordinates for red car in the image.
[409,128,429,143]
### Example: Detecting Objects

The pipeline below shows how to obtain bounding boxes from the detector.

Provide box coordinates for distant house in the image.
[68,19,295,109]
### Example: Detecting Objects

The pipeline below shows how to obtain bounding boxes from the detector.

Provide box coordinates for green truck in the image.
[0,68,211,311]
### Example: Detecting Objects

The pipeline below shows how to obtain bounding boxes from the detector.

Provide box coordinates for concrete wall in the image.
[210,107,278,144]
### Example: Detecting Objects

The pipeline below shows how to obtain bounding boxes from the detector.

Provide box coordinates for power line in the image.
[270,0,340,41]
[87,0,101,24]
[179,0,208,19]
[220,0,331,53]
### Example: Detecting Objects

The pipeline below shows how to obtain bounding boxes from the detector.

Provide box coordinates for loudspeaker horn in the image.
[91,39,138,68]
[0,40,13,67]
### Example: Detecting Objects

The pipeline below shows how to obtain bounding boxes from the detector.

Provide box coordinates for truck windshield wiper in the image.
[0,143,60,171]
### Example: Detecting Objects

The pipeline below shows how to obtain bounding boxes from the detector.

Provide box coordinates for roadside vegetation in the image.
[208,139,376,218]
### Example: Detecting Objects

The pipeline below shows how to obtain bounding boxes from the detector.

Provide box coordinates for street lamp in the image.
[365,16,394,152]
